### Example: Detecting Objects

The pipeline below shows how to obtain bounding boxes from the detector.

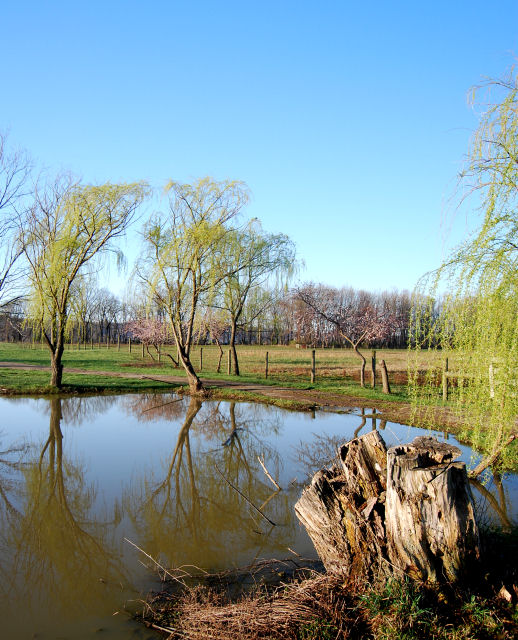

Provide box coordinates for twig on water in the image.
[259,489,280,512]
[142,397,183,413]
[214,464,276,527]
[257,456,281,490]
[124,537,187,585]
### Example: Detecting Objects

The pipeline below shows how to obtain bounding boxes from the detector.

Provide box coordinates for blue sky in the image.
[2,1,517,294]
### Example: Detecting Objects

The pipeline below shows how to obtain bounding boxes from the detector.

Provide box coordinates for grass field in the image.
[0,341,451,400]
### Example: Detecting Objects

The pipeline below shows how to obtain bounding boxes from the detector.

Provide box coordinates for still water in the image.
[0,393,516,639]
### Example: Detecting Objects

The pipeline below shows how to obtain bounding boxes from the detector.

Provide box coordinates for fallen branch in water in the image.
[468,433,518,478]
[141,397,184,413]
[214,464,276,527]
[124,538,199,586]
[257,456,281,490]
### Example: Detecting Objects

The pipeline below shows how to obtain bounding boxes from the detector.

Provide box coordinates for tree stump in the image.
[294,431,388,579]
[385,437,480,582]
[295,431,480,583]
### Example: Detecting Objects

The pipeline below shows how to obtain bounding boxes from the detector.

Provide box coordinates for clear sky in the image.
[2,0,517,295]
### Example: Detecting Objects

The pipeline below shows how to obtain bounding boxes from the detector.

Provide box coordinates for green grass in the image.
[357,576,514,640]
[0,341,418,398]
[0,366,179,394]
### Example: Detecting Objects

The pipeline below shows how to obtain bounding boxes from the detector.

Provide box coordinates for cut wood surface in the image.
[295,431,480,583]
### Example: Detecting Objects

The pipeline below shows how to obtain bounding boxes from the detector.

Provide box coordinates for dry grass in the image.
[165,344,451,386]
[141,566,518,640]
[142,570,362,639]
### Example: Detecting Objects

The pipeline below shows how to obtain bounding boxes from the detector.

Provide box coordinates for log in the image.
[295,431,480,584]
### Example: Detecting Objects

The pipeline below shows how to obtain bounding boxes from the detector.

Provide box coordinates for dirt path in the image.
[0,361,455,429]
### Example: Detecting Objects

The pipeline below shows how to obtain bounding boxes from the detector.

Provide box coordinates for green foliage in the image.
[297,618,337,640]
[24,179,147,335]
[138,177,250,390]
[360,578,435,639]
[410,67,518,471]
[21,177,147,388]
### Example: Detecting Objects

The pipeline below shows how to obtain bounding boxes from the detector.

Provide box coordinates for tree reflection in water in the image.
[0,397,126,626]
[0,392,512,637]
[123,395,301,572]
[470,474,513,531]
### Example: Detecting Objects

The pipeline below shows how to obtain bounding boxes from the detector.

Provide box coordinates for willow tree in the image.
[138,177,249,393]
[216,220,296,375]
[410,67,518,473]
[22,176,148,388]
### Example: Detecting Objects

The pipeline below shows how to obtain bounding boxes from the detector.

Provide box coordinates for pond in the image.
[0,393,516,639]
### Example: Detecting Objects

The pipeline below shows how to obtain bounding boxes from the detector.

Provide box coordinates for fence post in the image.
[380,359,391,394]
[128,337,131,353]
[442,357,449,402]
[371,349,376,388]
[117,335,120,351]
[265,351,269,379]
[142,342,145,358]
[311,349,316,383]
[200,347,203,372]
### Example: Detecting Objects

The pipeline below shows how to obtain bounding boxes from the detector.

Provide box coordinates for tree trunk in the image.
[353,345,366,387]
[385,437,480,582]
[178,347,204,394]
[295,430,388,578]
[50,349,64,388]
[230,320,240,376]
[295,432,480,584]
[215,339,223,373]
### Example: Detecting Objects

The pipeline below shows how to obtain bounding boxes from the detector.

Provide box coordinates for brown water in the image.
[0,394,516,639]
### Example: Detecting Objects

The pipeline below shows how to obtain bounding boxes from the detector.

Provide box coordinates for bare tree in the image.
[0,133,32,306]
[294,283,394,386]
[92,287,121,341]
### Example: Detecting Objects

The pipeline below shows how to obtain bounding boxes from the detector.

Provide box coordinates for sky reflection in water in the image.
[0,393,516,639]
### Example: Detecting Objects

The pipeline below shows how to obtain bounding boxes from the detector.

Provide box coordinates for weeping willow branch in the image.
[409,66,518,474]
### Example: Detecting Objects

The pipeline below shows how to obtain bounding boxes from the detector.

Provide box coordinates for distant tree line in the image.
[2,280,414,352]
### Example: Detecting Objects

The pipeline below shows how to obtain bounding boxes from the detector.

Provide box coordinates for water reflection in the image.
[470,475,512,531]
[1,397,126,630]
[0,394,515,640]
[123,396,300,571]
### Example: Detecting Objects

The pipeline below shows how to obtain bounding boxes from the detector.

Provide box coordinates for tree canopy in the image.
[138,177,250,393]
[410,67,518,472]
[23,177,148,387]
[215,220,296,375]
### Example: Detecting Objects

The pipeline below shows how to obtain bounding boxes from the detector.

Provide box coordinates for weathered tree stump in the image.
[295,431,480,583]
[294,431,388,578]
